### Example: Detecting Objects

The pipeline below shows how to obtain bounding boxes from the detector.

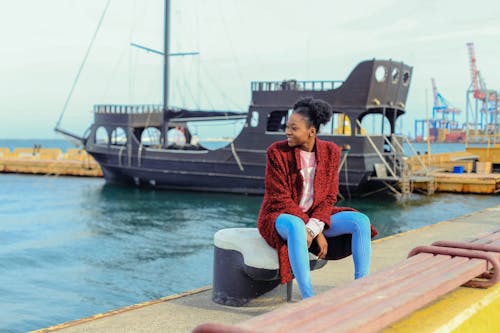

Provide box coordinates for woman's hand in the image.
[316,232,328,259]
[306,232,314,248]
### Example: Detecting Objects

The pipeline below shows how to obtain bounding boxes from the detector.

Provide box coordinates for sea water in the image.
[0,140,498,332]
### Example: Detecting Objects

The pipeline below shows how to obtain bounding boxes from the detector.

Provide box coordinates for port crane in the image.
[431,78,461,130]
[414,79,463,142]
[465,42,499,137]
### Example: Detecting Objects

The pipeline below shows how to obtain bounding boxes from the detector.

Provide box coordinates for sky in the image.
[1,0,499,139]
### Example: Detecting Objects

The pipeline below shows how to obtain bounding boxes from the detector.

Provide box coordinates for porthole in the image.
[375,65,387,82]
[250,111,259,127]
[402,71,411,86]
[391,68,399,84]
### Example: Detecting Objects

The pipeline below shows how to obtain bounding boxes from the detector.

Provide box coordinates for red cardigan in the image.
[257,139,377,283]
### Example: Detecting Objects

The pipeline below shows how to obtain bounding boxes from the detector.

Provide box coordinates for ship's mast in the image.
[162,0,170,147]
[163,0,170,110]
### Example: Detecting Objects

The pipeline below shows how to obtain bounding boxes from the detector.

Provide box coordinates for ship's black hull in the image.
[88,144,394,198]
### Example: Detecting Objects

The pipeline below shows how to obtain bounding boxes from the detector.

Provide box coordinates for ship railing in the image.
[392,134,430,174]
[251,80,343,92]
[387,134,437,196]
[93,104,164,114]
[356,120,430,199]
[465,133,500,147]
[383,136,406,173]
[355,120,398,178]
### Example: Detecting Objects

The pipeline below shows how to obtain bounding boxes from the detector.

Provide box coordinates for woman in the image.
[257,97,377,299]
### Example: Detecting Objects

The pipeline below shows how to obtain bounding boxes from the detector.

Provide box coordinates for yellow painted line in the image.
[449,285,500,333]
[30,285,211,332]
[383,282,500,333]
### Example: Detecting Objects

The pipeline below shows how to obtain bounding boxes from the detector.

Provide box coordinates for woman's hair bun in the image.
[292,97,333,130]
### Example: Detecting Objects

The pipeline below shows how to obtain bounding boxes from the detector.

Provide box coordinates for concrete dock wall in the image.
[0,147,102,177]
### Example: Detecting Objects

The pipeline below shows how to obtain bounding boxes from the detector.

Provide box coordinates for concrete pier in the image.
[0,148,102,177]
[32,205,500,333]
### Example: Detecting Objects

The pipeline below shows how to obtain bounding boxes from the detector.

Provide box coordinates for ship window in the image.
[111,127,127,146]
[402,71,410,86]
[250,111,259,127]
[375,65,387,82]
[391,68,399,84]
[334,113,351,136]
[317,113,351,136]
[266,110,287,132]
[141,127,161,147]
[167,127,186,146]
[395,116,404,135]
[95,127,109,145]
[359,114,391,136]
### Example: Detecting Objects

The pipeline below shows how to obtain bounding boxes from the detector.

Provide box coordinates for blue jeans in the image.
[275,211,372,299]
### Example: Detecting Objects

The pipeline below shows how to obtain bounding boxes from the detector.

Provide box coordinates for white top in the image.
[299,150,325,237]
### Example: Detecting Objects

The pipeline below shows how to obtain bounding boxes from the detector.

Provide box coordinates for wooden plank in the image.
[237,255,454,332]
[334,259,487,333]
[193,231,500,333]
[236,254,439,330]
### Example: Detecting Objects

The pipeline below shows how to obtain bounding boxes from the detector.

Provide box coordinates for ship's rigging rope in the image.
[230,142,244,171]
[337,147,351,201]
[100,45,128,101]
[138,107,160,162]
[169,0,244,112]
[94,2,143,104]
[195,72,216,110]
[343,151,351,200]
[177,62,199,108]
[55,0,112,129]
[199,65,243,110]
[215,0,245,90]
[166,0,244,112]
